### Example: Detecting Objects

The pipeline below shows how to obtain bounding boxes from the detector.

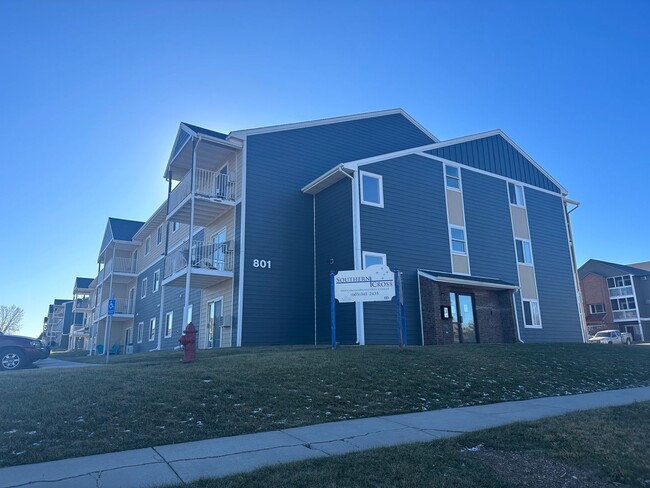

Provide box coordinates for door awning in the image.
[418,270,519,291]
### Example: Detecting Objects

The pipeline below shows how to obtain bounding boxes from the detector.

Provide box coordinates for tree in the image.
[0,305,24,334]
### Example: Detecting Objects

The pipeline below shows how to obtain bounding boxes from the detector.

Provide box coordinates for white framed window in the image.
[523,300,542,328]
[153,270,160,293]
[589,303,605,314]
[141,277,148,299]
[360,171,384,207]
[186,304,193,325]
[508,182,525,207]
[515,239,533,265]
[149,318,157,341]
[610,297,637,321]
[445,165,461,190]
[164,311,173,338]
[362,251,386,269]
[144,236,151,255]
[137,322,144,343]
[449,226,467,254]
[172,221,180,233]
[156,225,164,246]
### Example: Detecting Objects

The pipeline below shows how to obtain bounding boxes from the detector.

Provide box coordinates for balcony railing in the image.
[168,168,236,211]
[74,298,91,309]
[104,257,137,275]
[100,298,135,316]
[164,240,234,278]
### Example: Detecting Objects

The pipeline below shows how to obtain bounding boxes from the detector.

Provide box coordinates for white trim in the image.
[144,236,151,256]
[508,182,526,208]
[148,317,157,341]
[236,138,248,347]
[141,277,148,299]
[137,321,144,343]
[629,276,645,342]
[362,251,387,268]
[515,238,534,265]
[156,224,164,246]
[164,311,173,338]
[449,225,468,256]
[417,270,519,290]
[359,170,384,208]
[351,172,365,345]
[444,164,462,191]
[231,108,439,141]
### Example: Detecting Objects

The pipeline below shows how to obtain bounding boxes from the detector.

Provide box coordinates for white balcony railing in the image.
[164,240,234,278]
[74,298,91,309]
[100,298,135,316]
[104,257,137,275]
[168,169,236,211]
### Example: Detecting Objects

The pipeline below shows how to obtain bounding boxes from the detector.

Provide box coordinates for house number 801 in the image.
[253,259,271,269]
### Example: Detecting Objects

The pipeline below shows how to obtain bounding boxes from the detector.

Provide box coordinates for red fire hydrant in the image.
[179,322,197,363]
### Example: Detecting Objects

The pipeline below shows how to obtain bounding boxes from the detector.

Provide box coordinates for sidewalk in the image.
[2,386,649,488]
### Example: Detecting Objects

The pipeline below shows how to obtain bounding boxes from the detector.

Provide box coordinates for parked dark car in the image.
[0,331,51,370]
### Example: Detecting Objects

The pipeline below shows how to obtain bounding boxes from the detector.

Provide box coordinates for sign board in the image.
[107,299,116,316]
[334,265,395,303]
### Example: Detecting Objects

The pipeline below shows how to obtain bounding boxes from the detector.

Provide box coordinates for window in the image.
[360,171,383,207]
[515,239,533,264]
[362,251,386,269]
[607,275,633,297]
[186,304,193,325]
[164,311,173,338]
[445,165,460,190]
[149,318,157,341]
[156,225,164,246]
[153,270,160,293]
[141,277,148,298]
[610,296,638,320]
[172,221,180,233]
[523,300,542,327]
[450,226,466,254]
[144,236,151,255]
[137,322,144,343]
[508,182,525,206]
[589,303,605,314]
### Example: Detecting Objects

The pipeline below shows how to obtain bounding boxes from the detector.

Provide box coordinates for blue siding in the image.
[360,154,451,345]
[428,135,561,193]
[315,179,356,345]
[524,188,582,342]
[161,286,201,350]
[462,169,519,284]
[133,257,165,352]
[232,203,241,344]
[243,113,435,345]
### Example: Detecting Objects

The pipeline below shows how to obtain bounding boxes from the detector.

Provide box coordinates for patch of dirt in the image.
[467,448,627,488]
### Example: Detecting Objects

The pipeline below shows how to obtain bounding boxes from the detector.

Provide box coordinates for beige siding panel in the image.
[446,189,464,227]
[452,254,470,275]
[518,264,538,299]
[167,223,190,251]
[511,206,530,240]
[204,211,236,244]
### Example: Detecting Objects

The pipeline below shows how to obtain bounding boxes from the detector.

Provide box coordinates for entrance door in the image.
[450,293,478,343]
[207,299,223,348]
[212,229,227,270]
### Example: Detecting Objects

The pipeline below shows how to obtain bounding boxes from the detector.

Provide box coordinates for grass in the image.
[179,401,650,487]
[0,344,649,468]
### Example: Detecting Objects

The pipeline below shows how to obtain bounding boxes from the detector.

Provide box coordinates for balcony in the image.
[72,297,91,312]
[99,257,137,284]
[163,240,234,289]
[168,169,236,226]
[99,298,135,319]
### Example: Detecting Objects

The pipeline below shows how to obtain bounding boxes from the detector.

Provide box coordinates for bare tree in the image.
[0,305,24,334]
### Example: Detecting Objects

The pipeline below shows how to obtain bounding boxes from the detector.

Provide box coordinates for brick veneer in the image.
[419,276,517,345]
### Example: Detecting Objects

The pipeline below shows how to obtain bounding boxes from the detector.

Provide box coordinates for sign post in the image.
[331,265,402,348]
[106,299,116,364]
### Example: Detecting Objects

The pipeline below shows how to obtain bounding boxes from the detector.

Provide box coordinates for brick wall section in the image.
[420,276,516,345]
[580,273,614,327]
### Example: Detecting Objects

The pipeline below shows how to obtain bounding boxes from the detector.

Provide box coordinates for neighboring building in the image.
[44,299,83,348]
[53,109,586,350]
[68,277,94,350]
[578,259,649,341]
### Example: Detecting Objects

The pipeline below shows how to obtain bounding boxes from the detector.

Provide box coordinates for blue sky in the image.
[1,0,648,338]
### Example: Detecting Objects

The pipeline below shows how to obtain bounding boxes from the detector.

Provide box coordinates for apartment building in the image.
[44,299,83,348]
[68,277,94,350]
[578,259,649,341]
[66,109,586,352]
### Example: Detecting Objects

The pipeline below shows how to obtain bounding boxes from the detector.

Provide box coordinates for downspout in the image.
[351,169,365,345]
[156,173,174,351]
[564,198,588,343]
[184,137,199,328]
[511,289,523,343]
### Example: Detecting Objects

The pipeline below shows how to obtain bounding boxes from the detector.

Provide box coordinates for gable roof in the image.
[230,108,439,142]
[108,218,144,241]
[74,277,94,290]
[181,123,228,140]
[578,259,650,279]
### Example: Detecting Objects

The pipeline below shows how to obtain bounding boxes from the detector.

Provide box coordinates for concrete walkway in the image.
[2,386,649,488]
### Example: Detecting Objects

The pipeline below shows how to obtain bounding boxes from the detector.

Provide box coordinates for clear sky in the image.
[1,0,648,338]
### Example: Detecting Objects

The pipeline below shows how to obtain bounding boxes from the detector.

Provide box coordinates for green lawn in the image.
[181,401,650,487]
[1,344,648,468]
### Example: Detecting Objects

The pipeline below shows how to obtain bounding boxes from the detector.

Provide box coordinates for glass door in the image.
[450,293,478,343]
[212,229,226,270]
[207,299,223,348]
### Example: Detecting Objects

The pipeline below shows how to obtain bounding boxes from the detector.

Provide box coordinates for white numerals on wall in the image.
[252,259,271,269]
